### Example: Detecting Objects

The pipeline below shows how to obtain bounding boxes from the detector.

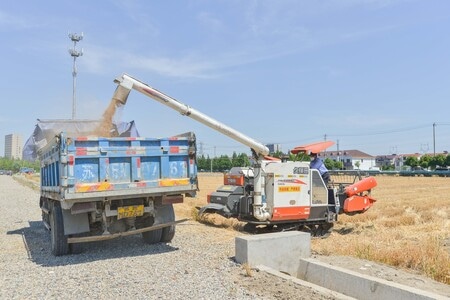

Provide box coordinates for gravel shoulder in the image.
[1,175,448,299]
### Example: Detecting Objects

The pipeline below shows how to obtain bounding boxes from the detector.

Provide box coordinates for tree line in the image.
[402,153,450,170]
[197,151,324,172]
[198,151,450,173]
[4,151,447,175]
[197,152,251,172]
[0,157,40,173]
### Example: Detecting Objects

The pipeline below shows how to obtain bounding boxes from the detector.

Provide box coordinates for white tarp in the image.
[22,119,140,161]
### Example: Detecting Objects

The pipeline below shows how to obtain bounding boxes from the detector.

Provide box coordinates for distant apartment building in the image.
[4,133,23,159]
[266,143,282,154]
[321,149,378,170]
[376,153,422,171]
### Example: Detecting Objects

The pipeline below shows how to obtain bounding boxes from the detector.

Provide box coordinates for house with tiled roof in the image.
[375,154,397,169]
[319,149,377,170]
[376,153,422,170]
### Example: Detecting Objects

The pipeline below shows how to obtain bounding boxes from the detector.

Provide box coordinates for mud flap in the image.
[62,209,90,235]
[154,204,175,224]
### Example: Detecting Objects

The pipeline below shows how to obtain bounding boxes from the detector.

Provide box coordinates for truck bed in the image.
[38,132,198,204]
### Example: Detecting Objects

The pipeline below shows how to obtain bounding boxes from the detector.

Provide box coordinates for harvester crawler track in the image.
[242,222,334,238]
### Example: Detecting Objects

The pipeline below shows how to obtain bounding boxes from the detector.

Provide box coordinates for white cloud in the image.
[80,44,217,78]
[0,10,36,30]
[79,45,115,75]
[74,0,415,80]
[126,55,216,78]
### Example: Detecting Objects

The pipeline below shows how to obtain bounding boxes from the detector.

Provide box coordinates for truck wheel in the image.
[50,201,69,256]
[70,242,83,254]
[142,229,162,244]
[69,234,84,254]
[161,225,175,243]
[160,204,175,242]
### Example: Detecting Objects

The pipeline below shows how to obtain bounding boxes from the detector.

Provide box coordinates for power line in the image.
[271,124,433,146]
[326,124,431,137]
[199,122,450,156]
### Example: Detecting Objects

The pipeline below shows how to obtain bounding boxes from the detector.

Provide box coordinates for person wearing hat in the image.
[309,152,330,185]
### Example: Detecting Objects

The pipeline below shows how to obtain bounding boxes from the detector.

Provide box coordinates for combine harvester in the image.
[113,74,377,237]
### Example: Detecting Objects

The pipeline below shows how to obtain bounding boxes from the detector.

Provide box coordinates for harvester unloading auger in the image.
[112,74,377,237]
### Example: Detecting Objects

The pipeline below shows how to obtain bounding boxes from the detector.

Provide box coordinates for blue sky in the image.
[1,0,450,158]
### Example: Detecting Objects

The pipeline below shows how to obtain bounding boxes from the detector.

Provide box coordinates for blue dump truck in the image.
[38,131,197,256]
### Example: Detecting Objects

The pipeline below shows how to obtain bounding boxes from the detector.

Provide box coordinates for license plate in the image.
[117,205,144,220]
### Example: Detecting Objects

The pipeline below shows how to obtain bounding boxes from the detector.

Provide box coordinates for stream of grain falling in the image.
[93,98,124,137]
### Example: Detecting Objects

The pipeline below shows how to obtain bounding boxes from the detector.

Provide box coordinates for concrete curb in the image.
[257,265,357,300]
[234,232,449,299]
[235,231,310,276]
[298,258,449,300]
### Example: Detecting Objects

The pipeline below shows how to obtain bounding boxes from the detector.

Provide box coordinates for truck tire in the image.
[69,233,84,254]
[142,204,176,244]
[142,228,162,244]
[70,242,83,254]
[161,225,175,243]
[50,201,70,256]
[160,205,176,242]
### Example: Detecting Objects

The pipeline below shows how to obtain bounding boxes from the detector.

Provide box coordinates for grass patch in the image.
[13,174,40,191]
[313,177,450,284]
[242,263,253,277]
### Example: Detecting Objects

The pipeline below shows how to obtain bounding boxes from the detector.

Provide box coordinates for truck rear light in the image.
[170,146,180,153]
[207,193,211,203]
[76,148,88,156]
[68,155,74,166]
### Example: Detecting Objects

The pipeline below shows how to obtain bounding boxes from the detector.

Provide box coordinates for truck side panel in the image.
[39,133,197,202]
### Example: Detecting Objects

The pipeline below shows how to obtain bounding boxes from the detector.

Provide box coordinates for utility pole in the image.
[433,122,436,156]
[68,32,83,119]
[336,139,340,164]
[210,146,217,173]
[199,142,204,156]
[420,143,429,154]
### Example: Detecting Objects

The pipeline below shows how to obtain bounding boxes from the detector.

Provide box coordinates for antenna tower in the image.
[68,32,83,119]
